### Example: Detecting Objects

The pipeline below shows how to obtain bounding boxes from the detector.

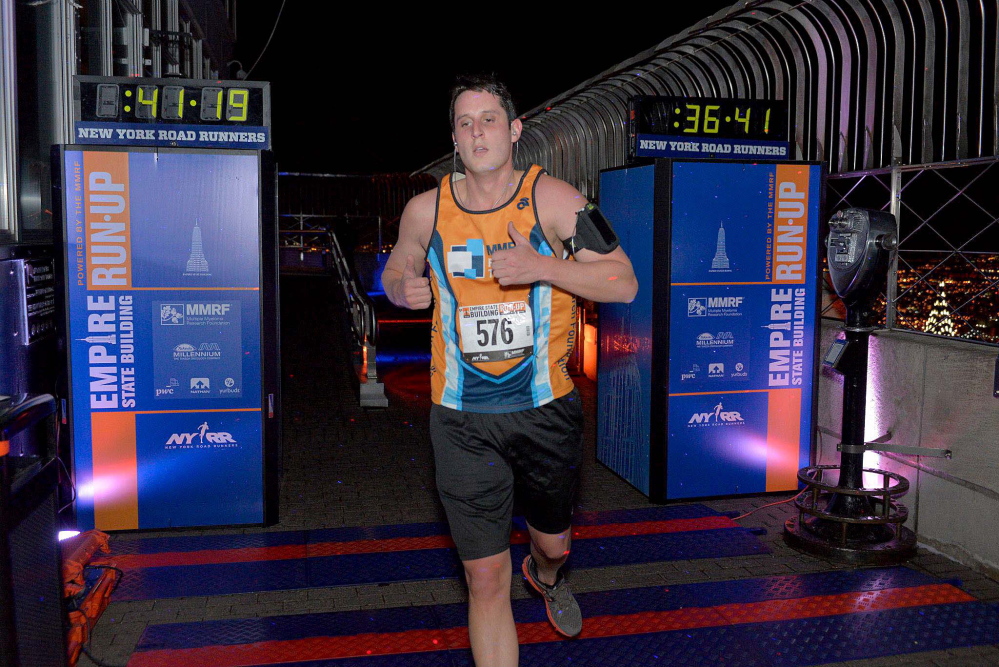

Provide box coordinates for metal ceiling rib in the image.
[418,0,999,199]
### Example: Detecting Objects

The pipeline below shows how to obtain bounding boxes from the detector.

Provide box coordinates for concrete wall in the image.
[816,320,999,576]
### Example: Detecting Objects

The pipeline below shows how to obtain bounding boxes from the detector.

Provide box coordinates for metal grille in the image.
[827,159,999,344]
[895,160,999,343]
[416,0,999,345]
[278,173,436,255]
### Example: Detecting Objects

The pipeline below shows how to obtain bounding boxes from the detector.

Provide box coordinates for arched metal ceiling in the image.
[418,0,999,200]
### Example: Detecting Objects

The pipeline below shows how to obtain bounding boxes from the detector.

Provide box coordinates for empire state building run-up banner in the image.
[63,148,264,530]
[666,161,820,499]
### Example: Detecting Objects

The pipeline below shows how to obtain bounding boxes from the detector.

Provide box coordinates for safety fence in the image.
[417,0,999,346]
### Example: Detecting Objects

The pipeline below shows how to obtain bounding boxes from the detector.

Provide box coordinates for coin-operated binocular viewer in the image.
[784,208,950,563]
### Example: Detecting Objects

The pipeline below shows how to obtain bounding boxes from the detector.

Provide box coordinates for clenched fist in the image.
[490,223,548,286]
[397,254,432,309]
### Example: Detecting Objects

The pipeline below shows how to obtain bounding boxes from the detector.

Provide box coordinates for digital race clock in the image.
[629,96,790,161]
[73,76,270,150]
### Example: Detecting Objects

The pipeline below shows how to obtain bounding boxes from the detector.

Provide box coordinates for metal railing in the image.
[278,226,387,407]
[826,157,999,345]
[417,0,999,346]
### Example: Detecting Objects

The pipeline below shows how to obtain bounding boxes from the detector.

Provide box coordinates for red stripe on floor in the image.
[126,583,974,667]
[99,516,737,569]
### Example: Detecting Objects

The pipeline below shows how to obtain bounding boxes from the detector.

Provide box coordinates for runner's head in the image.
[449,73,517,130]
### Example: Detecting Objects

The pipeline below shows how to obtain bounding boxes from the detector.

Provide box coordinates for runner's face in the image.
[452,90,520,173]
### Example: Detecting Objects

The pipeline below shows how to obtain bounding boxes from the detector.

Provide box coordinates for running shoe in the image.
[522,555,582,637]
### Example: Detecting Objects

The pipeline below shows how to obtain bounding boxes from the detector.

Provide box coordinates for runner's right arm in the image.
[382,190,436,310]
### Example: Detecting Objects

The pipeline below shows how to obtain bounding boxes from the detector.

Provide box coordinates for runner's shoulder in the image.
[537,173,587,206]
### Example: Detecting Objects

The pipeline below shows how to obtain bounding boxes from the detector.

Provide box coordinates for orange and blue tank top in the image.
[427,164,576,413]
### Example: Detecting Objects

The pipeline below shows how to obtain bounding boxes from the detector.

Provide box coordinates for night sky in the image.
[233,4,740,175]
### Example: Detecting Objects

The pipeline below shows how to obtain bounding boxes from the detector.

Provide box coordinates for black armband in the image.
[567,203,620,255]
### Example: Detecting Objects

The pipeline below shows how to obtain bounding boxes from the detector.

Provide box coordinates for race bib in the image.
[458,301,534,363]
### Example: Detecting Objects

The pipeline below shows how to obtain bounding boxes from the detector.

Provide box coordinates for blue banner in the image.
[635,134,790,159]
[665,161,820,498]
[597,160,820,500]
[62,148,264,530]
[74,122,269,149]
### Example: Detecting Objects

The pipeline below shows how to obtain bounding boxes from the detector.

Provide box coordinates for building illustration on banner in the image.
[709,221,731,272]
[184,221,211,276]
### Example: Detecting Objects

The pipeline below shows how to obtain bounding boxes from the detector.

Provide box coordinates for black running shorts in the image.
[429,389,584,562]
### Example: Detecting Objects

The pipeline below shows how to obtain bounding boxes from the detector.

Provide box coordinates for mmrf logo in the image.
[448,239,485,279]
[160,304,185,325]
[186,303,231,316]
[165,421,237,447]
[160,303,232,325]
[687,400,746,427]
[687,296,745,318]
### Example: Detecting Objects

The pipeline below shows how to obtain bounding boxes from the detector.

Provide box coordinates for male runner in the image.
[382,74,637,667]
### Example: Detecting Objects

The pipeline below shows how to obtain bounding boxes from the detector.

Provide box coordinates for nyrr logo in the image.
[448,239,485,279]
[516,197,531,210]
[165,421,237,446]
[687,400,745,427]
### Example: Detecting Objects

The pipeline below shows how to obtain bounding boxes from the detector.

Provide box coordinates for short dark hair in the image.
[449,73,517,130]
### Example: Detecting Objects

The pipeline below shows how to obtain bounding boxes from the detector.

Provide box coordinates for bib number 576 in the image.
[477,317,514,347]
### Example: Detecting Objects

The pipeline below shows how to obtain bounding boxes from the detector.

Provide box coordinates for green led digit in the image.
[764,108,771,134]
[684,104,701,133]
[735,107,751,133]
[704,105,720,133]
[226,89,249,121]
[136,85,158,119]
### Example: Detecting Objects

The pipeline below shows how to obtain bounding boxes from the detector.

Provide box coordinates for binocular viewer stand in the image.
[784,209,950,564]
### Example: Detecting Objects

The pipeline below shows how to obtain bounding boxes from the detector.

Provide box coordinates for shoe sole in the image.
[521,556,580,638]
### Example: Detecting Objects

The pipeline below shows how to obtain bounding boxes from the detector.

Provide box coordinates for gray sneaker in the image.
[522,555,582,637]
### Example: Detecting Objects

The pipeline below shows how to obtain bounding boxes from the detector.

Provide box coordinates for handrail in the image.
[276,227,388,407]
[324,231,388,408]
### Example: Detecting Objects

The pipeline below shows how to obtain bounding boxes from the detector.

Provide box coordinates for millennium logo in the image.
[696,332,734,348]
[172,342,221,361]
[184,222,211,276]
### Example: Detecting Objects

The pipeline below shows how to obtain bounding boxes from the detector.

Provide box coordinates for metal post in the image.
[0,449,19,667]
